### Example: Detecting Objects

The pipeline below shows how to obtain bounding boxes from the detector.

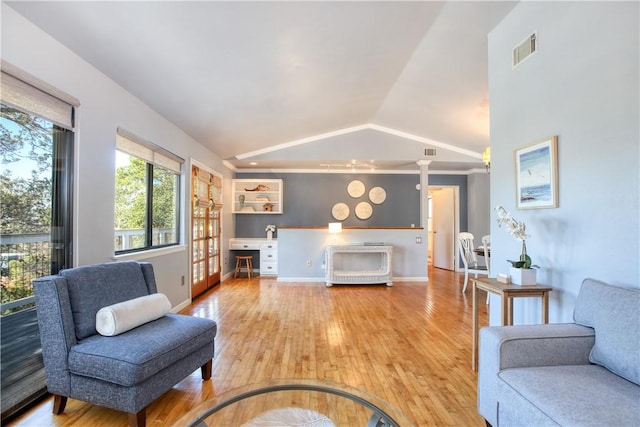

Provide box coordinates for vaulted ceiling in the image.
[7,1,517,173]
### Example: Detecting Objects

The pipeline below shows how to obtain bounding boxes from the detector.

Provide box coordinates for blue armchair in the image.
[33,261,217,426]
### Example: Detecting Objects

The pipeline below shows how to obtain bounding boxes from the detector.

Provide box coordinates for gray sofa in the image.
[478,278,640,426]
[33,261,217,426]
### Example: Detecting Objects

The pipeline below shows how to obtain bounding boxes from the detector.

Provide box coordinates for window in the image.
[114,129,183,254]
[1,67,75,421]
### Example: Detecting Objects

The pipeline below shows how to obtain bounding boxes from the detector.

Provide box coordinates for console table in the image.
[471,277,553,371]
[324,245,393,287]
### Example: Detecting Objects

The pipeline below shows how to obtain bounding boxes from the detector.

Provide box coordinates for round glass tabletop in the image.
[177,379,413,427]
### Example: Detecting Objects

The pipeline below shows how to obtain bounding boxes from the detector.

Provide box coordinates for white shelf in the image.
[232,179,283,214]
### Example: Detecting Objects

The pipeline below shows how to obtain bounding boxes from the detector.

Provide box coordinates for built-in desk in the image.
[229,238,278,276]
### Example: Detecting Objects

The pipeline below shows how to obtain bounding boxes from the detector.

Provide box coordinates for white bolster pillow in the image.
[96,293,171,336]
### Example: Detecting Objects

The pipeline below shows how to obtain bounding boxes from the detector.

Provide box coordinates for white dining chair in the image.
[481,235,490,272]
[481,235,490,304]
[458,232,488,293]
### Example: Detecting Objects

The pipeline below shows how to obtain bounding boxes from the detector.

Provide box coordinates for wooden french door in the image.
[191,166,221,298]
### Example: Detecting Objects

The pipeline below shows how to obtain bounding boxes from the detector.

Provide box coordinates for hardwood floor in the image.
[9,266,488,426]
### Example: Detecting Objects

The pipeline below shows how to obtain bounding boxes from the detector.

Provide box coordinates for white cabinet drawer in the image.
[260,249,278,261]
[260,261,278,275]
[230,242,260,250]
[260,243,277,251]
[260,242,277,275]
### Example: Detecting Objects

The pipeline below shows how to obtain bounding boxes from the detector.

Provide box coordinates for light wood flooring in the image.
[9,266,488,426]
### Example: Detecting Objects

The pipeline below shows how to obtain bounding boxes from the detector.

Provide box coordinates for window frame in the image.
[114,130,183,255]
[0,63,77,421]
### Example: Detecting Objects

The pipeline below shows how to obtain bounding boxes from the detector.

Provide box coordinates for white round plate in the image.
[331,203,350,221]
[347,180,365,198]
[369,187,386,204]
[355,202,373,220]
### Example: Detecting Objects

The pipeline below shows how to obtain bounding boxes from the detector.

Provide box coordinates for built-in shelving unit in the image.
[232,179,283,214]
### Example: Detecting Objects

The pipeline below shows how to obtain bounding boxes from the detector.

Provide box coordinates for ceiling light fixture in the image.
[482,147,491,173]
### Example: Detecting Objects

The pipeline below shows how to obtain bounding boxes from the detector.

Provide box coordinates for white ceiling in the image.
[6,1,517,173]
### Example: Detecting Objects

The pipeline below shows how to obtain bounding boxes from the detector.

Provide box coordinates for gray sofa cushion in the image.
[69,314,217,386]
[573,278,640,385]
[61,261,151,340]
[498,365,640,426]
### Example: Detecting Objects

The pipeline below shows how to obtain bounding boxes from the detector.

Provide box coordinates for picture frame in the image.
[515,135,558,209]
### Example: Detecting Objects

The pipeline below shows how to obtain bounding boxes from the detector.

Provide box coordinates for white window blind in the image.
[116,129,184,174]
[0,68,76,130]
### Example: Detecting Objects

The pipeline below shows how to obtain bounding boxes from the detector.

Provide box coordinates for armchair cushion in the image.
[573,278,640,385]
[477,323,595,426]
[62,261,152,340]
[96,293,171,336]
[498,365,640,426]
[69,314,216,387]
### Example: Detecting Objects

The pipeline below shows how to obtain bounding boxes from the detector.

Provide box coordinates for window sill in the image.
[113,245,186,261]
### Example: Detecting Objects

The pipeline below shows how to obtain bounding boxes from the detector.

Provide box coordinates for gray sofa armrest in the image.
[477,323,595,426]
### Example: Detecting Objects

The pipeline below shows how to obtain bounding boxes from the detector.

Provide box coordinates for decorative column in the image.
[416,160,431,228]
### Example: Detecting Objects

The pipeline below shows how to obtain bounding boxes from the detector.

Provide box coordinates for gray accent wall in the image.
[235,172,472,238]
[467,172,490,246]
[488,2,639,324]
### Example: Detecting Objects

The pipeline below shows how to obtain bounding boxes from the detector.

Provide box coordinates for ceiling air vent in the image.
[513,32,537,68]
[424,148,437,157]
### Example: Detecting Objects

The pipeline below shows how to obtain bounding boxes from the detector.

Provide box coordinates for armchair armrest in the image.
[34,275,77,396]
[477,323,595,426]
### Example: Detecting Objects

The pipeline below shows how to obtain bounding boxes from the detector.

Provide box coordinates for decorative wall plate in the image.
[331,203,350,221]
[355,202,373,220]
[347,180,365,198]
[369,187,386,204]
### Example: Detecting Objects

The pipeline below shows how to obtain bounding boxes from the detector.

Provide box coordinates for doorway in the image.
[191,165,222,298]
[428,186,459,271]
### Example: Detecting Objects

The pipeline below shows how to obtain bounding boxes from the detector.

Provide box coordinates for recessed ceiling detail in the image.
[5,1,517,173]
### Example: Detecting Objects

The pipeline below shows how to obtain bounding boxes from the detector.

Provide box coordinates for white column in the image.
[416,160,431,228]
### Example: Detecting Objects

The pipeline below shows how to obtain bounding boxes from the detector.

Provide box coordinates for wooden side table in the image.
[471,277,552,371]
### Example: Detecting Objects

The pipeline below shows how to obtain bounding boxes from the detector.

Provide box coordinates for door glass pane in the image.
[209,256,219,274]
[198,241,204,261]
[198,261,205,281]
[1,104,72,420]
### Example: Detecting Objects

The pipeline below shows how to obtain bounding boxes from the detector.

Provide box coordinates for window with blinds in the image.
[194,168,223,208]
[114,129,184,253]
[0,63,75,421]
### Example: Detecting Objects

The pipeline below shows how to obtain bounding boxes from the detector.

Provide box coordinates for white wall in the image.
[488,2,639,324]
[2,4,234,308]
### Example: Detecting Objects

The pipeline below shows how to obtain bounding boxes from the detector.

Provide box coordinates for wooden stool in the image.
[234,255,253,279]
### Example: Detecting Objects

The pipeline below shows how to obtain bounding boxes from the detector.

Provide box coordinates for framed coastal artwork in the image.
[515,136,558,209]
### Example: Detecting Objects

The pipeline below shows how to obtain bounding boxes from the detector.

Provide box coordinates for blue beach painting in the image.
[516,138,557,209]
